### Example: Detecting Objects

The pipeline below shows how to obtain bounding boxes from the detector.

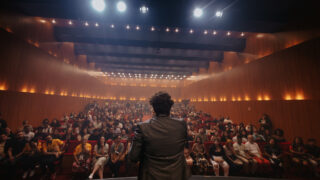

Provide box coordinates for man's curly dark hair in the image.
[149,91,174,116]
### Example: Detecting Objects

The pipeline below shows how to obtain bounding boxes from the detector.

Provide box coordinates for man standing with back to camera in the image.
[129,92,190,180]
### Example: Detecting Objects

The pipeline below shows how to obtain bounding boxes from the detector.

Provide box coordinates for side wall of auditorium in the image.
[182,38,320,142]
[0,30,179,129]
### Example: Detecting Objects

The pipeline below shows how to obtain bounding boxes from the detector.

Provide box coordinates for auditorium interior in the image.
[0,0,319,179]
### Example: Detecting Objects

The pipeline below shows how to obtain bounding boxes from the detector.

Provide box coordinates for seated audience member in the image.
[73,137,92,173]
[191,136,209,174]
[109,135,124,177]
[5,131,27,179]
[184,148,194,176]
[252,129,265,142]
[120,129,129,140]
[289,137,309,167]
[50,119,61,129]
[195,128,207,143]
[22,120,33,131]
[21,138,41,179]
[233,136,256,175]
[272,129,286,143]
[264,138,283,177]
[41,118,53,136]
[52,128,63,140]
[223,139,243,169]
[40,135,65,179]
[0,133,8,162]
[89,136,109,179]
[23,126,35,142]
[89,129,100,141]
[245,135,270,167]
[258,114,272,130]
[209,139,229,176]
[263,129,272,142]
[305,138,320,177]
[80,128,91,140]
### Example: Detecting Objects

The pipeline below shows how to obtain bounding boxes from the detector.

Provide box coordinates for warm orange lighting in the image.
[50,91,54,95]
[0,84,7,91]
[264,95,270,101]
[284,94,292,100]
[203,98,208,102]
[198,98,203,102]
[161,85,167,88]
[210,97,216,102]
[29,88,36,93]
[21,87,28,93]
[237,97,242,101]
[232,97,236,101]
[244,95,250,101]
[295,93,304,100]
[139,97,146,101]
[178,99,182,102]
[257,95,262,101]
[39,19,47,23]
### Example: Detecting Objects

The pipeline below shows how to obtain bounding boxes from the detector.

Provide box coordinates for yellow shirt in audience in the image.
[41,139,64,153]
[74,143,92,156]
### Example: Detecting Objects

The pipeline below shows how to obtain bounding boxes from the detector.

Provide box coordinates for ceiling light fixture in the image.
[193,8,203,18]
[117,1,127,12]
[216,11,223,17]
[91,0,106,12]
[140,5,148,14]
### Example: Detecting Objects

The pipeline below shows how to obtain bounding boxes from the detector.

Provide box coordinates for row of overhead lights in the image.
[91,0,223,19]
[105,72,188,80]
[47,19,245,37]
[91,0,148,13]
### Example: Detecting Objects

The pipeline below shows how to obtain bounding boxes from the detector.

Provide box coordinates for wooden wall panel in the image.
[183,38,320,142]
[0,91,106,130]
[191,101,320,142]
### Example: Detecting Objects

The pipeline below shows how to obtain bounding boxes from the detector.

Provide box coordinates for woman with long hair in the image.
[89,136,109,179]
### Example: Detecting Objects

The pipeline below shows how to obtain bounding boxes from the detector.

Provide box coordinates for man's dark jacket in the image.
[129,114,190,180]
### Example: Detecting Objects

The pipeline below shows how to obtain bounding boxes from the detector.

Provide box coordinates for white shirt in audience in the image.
[245,141,261,158]
[23,131,35,141]
[233,143,247,157]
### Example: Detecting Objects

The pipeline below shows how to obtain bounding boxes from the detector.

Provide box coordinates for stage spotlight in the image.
[140,5,148,14]
[136,25,140,30]
[68,20,73,25]
[126,25,130,29]
[189,29,194,34]
[213,30,217,35]
[117,1,127,12]
[227,31,231,36]
[95,22,99,27]
[150,26,155,31]
[51,19,56,24]
[203,30,208,35]
[165,27,170,32]
[84,22,89,26]
[110,24,115,28]
[241,32,245,36]
[91,0,106,12]
[175,28,179,33]
[216,11,223,17]
[193,8,203,18]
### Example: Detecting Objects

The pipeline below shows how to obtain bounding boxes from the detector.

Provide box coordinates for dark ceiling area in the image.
[1,0,319,76]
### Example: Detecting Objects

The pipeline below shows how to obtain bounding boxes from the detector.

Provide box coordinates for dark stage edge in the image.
[95,176,284,180]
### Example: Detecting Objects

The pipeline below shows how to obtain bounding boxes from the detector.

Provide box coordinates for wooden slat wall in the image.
[182,38,320,142]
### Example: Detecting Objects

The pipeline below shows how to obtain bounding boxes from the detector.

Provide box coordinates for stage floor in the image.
[98,175,284,180]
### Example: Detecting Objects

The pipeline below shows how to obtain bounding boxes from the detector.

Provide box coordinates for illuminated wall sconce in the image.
[29,88,36,93]
[264,95,270,101]
[210,97,216,102]
[284,94,292,100]
[231,97,236,101]
[203,98,208,102]
[178,99,182,102]
[295,93,304,100]
[257,95,263,101]
[244,95,250,101]
[21,86,28,93]
[198,98,203,102]
[237,97,242,101]
[0,83,7,91]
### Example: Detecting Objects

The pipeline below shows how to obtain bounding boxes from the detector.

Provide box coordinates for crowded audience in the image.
[0,100,319,179]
